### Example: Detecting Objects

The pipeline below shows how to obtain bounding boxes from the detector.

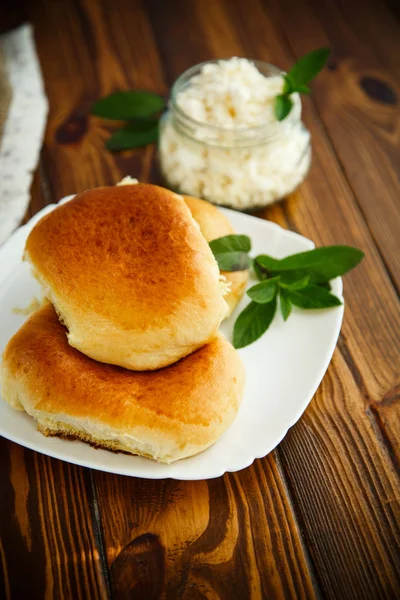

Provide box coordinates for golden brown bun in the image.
[184,196,248,316]
[1,304,245,463]
[24,184,228,370]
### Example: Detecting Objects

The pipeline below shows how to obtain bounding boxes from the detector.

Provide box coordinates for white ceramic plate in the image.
[0,197,343,480]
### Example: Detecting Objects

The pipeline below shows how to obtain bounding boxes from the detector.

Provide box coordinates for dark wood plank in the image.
[94,457,319,600]
[270,0,400,293]
[369,399,400,470]
[0,438,108,599]
[0,0,26,34]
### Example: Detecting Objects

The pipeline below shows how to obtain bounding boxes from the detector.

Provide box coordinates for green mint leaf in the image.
[213,251,250,272]
[255,255,282,272]
[92,91,164,120]
[287,285,342,309]
[274,94,293,121]
[292,83,311,94]
[279,275,310,290]
[283,74,294,95]
[273,246,364,282]
[279,289,292,321]
[247,276,280,304]
[287,48,330,87]
[106,120,158,151]
[282,76,310,95]
[317,281,331,290]
[209,234,251,254]
[256,246,364,283]
[253,259,268,280]
[233,297,277,349]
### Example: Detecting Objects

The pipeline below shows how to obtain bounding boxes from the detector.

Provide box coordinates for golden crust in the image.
[1,304,245,463]
[184,196,249,316]
[24,184,227,370]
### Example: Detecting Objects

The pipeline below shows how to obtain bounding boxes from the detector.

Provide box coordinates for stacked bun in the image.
[1,183,247,463]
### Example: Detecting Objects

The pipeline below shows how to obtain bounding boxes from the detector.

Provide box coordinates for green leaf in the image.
[317,281,331,290]
[279,275,310,290]
[255,255,282,272]
[209,234,251,254]
[256,246,364,283]
[92,91,164,120]
[274,94,293,121]
[283,74,294,95]
[279,289,292,321]
[253,259,268,280]
[292,83,311,94]
[247,277,280,304]
[287,285,342,309]
[287,48,330,86]
[276,246,365,281]
[283,76,310,95]
[233,298,277,349]
[105,120,159,151]
[213,251,251,272]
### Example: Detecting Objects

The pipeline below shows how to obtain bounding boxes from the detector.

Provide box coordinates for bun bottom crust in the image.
[2,304,245,463]
[38,424,155,459]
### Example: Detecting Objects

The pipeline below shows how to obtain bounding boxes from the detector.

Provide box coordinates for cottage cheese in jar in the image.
[159,58,311,209]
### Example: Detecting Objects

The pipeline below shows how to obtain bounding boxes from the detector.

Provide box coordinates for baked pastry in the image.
[184,196,249,316]
[1,304,245,463]
[24,184,228,370]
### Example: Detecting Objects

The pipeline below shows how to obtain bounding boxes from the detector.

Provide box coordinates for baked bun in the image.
[24,184,228,370]
[1,304,245,463]
[184,196,249,316]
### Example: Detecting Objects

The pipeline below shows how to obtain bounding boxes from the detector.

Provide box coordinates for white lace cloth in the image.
[0,24,48,245]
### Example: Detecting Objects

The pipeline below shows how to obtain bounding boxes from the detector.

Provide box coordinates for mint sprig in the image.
[209,236,364,349]
[275,48,330,121]
[91,91,164,151]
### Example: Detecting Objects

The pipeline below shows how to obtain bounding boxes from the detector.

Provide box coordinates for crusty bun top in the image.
[24,184,228,370]
[1,303,245,463]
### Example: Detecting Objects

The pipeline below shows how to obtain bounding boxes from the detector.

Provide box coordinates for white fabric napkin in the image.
[0,24,48,245]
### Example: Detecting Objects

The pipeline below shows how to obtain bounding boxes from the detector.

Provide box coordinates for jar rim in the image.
[169,58,302,135]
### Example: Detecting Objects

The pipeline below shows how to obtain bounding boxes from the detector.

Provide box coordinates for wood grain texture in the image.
[94,458,318,600]
[369,398,400,470]
[278,354,400,599]
[0,438,107,600]
[270,0,400,293]
[0,0,399,598]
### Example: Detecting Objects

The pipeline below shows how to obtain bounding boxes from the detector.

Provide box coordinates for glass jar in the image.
[158,60,311,210]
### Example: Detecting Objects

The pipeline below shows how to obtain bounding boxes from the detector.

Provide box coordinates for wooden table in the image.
[1,0,399,598]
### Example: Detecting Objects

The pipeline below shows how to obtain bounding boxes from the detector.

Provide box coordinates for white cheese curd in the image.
[117,176,139,185]
[159,58,311,209]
